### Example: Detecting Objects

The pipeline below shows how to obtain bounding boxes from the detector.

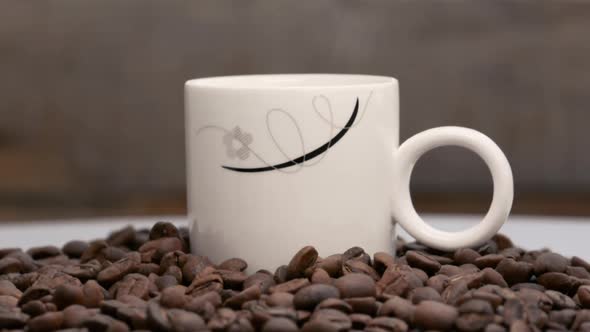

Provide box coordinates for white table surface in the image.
[0,214,588,260]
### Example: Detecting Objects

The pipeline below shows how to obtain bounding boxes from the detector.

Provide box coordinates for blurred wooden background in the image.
[1,0,590,220]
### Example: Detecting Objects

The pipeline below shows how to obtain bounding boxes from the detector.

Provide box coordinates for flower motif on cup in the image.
[223,126,253,160]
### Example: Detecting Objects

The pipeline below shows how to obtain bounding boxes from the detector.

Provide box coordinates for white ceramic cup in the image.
[185,74,513,272]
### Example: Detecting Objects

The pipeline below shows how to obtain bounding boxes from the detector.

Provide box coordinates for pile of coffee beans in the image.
[1,222,590,331]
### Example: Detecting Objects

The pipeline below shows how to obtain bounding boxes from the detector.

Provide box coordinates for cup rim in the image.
[185,74,398,90]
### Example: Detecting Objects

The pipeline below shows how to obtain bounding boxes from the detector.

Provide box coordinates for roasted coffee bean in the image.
[167,308,206,331]
[53,284,85,309]
[379,265,423,297]
[0,311,29,329]
[62,240,89,259]
[366,316,408,332]
[27,311,63,332]
[496,258,533,285]
[182,255,213,284]
[155,275,178,291]
[534,252,569,275]
[139,237,184,263]
[350,313,371,329]
[344,296,377,315]
[0,280,21,298]
[334,273,376,298]
[566,265,590,279]
[578,285,590,308]
[456,299,494,331]
[266,292,294,308]
[342,260,380,281]
[377,296,415,323]
[309,308,352,330]
[549,308,576,327]
[270,278,309,294]
[63,259,102,280]
[475,254,505,269]
[373,252,395,275]
[110,274,150,300]
[405,251,441,275]
[293,284,340,310]
[413,300,458,331]
[218,258,248,272]
[572,256,590,272]
[342,247,370,265]
[149,221,180,240]
[503,298,525,324]
[286,246,318,280]
[311,268,332,285]
[315,255,343,278]
[83,280,106,308]
[408,286,441,304]
[317,298,352,313]
[546,290,576,309]
[224,285,261,309]
[426,274,449,293]
[27,246,61,260]
[454,248,481,265]
[537,272,576,294]
[97,252,141,284]
[0,257,23,274]
[186,273,223,297]
[160,285,189,308]
[438,264,463,276]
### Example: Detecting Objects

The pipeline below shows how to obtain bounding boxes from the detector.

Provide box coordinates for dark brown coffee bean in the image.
[379,265,423,297]
[316,298,352,313]
[110,274,150,300]
[159,285,188,308]
[218,258,248,272]
[311,268,332,285]
[573,256,590,272]
[366,316,408,332]
[455,299,494,331]
[5,251,36,272]
[345,296,377,315]
[441,279,469,305]
[167,308,206,332]
[224,285,261,309]
[549,308,576,327]
[534,252,569,275]
[97,252,141,284]
[481,267,509,288]
[515,288,552,312]
[485,323,507,332]
[139,237,184,263]
[293,284,340,310]
[0,280,21,298]
[342,247,370,265]
[155,275,178,291]
[495,258,533,285]
[208,307,238,330]
[411,268,428,283]
[21,300,47,317]
[572,310,590,331]
[158,251,186,274]
[509,319,531,332]
[309,308,352,330]
[0,295,18,308]
[62,241,89,259]
[546,290,576,309]
[27,246,61,260]
[537,272,576,294]
[83,280,106,308]
[27,311,63,332]
[186,273,223,297]
[492,233,514,250]
[315,255,343,278]
[136,263,160,276]
[334,273,376,298]
[374,252,395,275]
[261,316,298,332]
[106,226,136,247]
[0,257,23,274]
[408,286,441,304]
[566,265,590,279]
[270,278,309,294]
[217,269,247,290]
[426,274,449,293]
[18,286,51,306]
[181,255,213,284]
[413,300,458,331]
[266,292,294,308]
[53,284,85,309]
[405,251,441,275]
[503,298,524,324]
[342,260,380,281]
[149,221,180,240]
[454,248,481,265]
[301,319,340,332]
[475,254,505,269]
[286,246,318,280]
[0,311,29,329]
[63,260,102,280]
[511,282,546,292]
[146,301,171,331]
[377,296,414,322]
[578,285,590,308]
[348,313,371,329]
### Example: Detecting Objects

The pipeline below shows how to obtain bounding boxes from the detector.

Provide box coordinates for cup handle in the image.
[392,126,514,250]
